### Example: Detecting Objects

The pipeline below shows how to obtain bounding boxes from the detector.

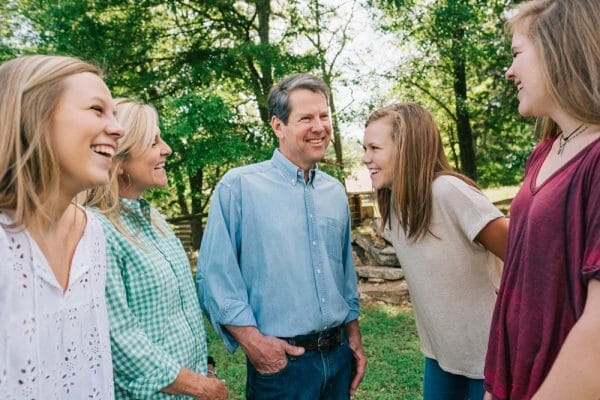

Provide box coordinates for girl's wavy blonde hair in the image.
[366,102,477,241]
[0,55,101,229]
[507,0,600,139]
[86,98,167,243]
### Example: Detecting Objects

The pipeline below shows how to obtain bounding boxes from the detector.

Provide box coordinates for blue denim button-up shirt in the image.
[197,150,359,352]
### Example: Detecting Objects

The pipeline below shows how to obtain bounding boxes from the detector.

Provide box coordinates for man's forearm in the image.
[225,325,263,352]
[345,319,367,395]
[346,320,362,344]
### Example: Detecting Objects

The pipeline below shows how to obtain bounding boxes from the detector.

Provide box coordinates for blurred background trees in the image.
[2,0,534,244]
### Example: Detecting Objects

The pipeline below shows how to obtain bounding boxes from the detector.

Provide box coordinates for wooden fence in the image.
[167,213,206,254]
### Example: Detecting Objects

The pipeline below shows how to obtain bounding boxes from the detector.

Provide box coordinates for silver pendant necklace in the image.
[557,124,588,155]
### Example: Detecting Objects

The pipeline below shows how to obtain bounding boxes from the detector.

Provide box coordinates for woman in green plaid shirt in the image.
[86,98,228,400]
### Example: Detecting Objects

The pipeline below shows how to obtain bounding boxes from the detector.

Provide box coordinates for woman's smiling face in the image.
[362,116,396,190]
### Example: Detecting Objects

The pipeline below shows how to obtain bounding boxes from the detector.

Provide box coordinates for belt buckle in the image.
[317,335,327,352]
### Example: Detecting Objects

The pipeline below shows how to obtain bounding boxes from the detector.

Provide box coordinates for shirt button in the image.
[312,241,316,246]
[316,269,321,273]
[321,298,325,303]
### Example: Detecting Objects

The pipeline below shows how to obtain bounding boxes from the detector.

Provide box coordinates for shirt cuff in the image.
[215,301,257,353]
[344,309,360,324]
[125,359,181,398]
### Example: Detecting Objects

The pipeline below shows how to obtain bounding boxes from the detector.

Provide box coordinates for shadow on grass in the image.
[206,301,423,400]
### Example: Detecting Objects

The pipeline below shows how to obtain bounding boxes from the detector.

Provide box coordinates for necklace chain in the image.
[557,124,588,155]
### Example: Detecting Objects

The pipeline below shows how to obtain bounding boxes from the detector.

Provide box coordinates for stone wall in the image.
[352,219,411,306]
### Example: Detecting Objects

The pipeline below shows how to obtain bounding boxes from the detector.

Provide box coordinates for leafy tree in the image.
[13,0,267,242]
[11,0,333,244]
[0,1,25,62]
[18,0,168,95]
[373,0,534,185]
[288,0,359,175]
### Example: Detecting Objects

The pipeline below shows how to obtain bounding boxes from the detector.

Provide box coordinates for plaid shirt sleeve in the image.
[105,235,181,398]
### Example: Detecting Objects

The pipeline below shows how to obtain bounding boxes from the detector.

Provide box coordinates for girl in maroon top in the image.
[484,0,600,399]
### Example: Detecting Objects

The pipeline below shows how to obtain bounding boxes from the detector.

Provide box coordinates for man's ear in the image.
[271,116,285,140]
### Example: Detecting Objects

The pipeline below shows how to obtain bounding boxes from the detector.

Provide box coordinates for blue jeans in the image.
[246,340,354,400]
[423,357,484,400]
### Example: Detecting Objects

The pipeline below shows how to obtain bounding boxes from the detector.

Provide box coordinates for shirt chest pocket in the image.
[317,217,344,266]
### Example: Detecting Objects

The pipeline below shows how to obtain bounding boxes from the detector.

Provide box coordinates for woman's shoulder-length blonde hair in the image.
[86,97,167,243]
[506,0,600,140]
[366,102,477,242]
[0,55,101,229]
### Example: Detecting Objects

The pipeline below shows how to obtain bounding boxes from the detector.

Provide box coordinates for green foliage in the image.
[11,0,303,220]
[0,1,26,62]
[476,116,535,187]
[18,0,166,94]
[354,304,424,399]
[286,0,362,170]
[4,0,534,216]
[207,302,424,399]
[374,0,535,186]
[157,92,274,217]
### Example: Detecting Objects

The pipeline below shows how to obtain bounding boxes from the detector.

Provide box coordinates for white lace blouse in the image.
[0,210,114,399]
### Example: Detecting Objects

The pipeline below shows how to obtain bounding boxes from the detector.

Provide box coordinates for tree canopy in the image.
[4,0,534,235]
[374,0,533,184]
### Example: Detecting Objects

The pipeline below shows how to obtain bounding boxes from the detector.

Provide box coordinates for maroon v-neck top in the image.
[484,136,600,399]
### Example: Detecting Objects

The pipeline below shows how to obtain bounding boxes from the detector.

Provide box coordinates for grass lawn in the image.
[206,301,424,399]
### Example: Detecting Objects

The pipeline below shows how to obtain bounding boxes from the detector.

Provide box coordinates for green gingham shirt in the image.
[96,198,208,399]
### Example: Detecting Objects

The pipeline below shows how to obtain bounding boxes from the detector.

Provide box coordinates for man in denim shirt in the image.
[197,73,367,399]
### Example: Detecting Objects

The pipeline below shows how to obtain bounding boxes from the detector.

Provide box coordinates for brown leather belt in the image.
[281,325,345,352]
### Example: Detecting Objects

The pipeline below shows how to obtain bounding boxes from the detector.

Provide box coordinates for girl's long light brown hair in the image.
[0,55,100,229]
[507,0,600,139]
[366,102,477,241]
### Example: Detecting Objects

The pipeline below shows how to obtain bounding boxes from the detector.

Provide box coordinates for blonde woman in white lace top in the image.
[0,55,123,399]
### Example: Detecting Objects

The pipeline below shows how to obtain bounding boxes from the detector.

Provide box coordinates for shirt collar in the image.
[271,149,318,187]
[119,197,152,221]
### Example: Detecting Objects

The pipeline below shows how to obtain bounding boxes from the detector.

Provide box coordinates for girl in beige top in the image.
[362,102,508,400]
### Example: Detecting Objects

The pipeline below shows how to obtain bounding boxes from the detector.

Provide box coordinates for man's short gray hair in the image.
[268,73,330,124]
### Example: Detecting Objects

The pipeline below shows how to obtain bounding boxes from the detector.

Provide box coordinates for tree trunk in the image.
[451,26,477,180]
[189,169,204,249]
[175,171,189,216]
[447,125,460,170]
[252,0,273,125]
[322,74,343,168]
[311,0,343,169]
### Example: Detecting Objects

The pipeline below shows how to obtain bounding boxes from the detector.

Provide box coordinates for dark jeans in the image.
[423,357,484,400]
[246,340,354,400]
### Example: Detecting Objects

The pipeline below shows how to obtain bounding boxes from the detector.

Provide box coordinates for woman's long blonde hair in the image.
[366,102,477,241]
[86,98,167,242]
[507,0,600,139]
[0,55,101,229]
